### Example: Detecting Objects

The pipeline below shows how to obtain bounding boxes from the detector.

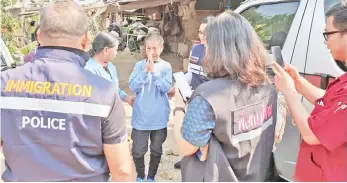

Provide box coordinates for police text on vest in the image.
[22,116,66,130]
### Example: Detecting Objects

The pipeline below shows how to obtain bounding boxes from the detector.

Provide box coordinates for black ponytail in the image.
[89,32,119,57]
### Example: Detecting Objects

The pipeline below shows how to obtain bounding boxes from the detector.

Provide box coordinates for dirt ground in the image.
[112,51,184,182]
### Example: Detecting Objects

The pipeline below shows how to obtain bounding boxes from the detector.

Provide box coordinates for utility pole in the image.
[20,0,26,47]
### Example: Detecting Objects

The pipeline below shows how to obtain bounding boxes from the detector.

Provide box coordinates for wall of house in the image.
[101,0,241,58]
[166,0,243,58]
[182,10,220,42]
[165,10,220,59]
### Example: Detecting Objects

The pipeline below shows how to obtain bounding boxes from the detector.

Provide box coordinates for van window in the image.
[241,2,299,50]
[1,53,8,67]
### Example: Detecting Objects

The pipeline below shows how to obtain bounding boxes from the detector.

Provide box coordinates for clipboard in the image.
[173,72,193,102]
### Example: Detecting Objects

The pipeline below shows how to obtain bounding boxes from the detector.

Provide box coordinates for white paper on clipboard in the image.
[173,72,193,102]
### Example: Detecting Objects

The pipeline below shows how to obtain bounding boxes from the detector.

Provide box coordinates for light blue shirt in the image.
[129,59,172,130]
[85,58,127,100]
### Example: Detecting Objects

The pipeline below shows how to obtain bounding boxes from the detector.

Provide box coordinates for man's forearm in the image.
[111,165,135,182]
[284,90,320,145]
[296,76,325,104]
[104,142,135,182]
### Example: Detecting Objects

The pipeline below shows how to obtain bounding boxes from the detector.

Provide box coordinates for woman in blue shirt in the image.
[85,32,134,106]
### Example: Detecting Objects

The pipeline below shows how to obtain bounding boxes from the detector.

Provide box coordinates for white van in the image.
[234,0,344,181]
[0,38,16,71]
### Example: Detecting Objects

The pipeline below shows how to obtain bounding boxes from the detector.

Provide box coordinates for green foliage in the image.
[242,7,295,48]
[1,0,21,55]
[1,0,20,40]
[1,0,40,57]
[20,41,38,55]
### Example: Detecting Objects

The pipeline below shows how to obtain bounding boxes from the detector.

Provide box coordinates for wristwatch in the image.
[173,107,185,116]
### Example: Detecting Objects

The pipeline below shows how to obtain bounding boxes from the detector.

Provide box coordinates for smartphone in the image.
[173,72,193,102]
[271,46,285,67]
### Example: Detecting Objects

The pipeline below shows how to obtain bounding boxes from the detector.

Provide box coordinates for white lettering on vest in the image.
[22,116,31,128]
[236,104,273,132]
[31,116,41,128]
[22,116,66,130]
[233,101,274,135]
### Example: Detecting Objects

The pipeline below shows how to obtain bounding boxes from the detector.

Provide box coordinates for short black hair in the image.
[89,32,119,57]
[326,2,347,31]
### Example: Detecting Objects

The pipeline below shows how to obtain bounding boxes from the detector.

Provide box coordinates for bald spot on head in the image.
[40,0,88,40]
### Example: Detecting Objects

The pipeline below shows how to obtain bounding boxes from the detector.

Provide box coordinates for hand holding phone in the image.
[271,46,285,67]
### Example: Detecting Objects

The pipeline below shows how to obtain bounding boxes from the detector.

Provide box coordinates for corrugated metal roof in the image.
[118,0,138,3]
[73,0,102,6]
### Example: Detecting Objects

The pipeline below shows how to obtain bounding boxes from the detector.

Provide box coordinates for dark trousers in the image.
[131,128,167,179]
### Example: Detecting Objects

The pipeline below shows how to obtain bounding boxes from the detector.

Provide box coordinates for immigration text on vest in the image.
[4,80,92,97]
[22,116,66,130]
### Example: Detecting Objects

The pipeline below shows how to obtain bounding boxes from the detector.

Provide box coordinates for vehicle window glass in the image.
[1,52,7,67]
[241,2,299,50]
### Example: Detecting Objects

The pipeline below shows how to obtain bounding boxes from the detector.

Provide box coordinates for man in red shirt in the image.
[272,2,347,182]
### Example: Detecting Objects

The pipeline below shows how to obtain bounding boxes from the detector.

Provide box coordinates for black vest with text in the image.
[181,77,278,182]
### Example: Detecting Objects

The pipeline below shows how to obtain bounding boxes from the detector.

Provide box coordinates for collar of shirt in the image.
[35,46,90,67]
[337,72,347,82]
[333,72,347,83]
[315,72,347,110]
[325,72,347,90]
[88,57,110,68]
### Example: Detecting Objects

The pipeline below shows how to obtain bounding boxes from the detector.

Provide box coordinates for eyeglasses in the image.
[322,30,345,41]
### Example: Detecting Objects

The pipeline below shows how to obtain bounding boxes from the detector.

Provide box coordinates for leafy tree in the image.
[1,0,21,54]
[242,7,295,49]
[1,0,40,56]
